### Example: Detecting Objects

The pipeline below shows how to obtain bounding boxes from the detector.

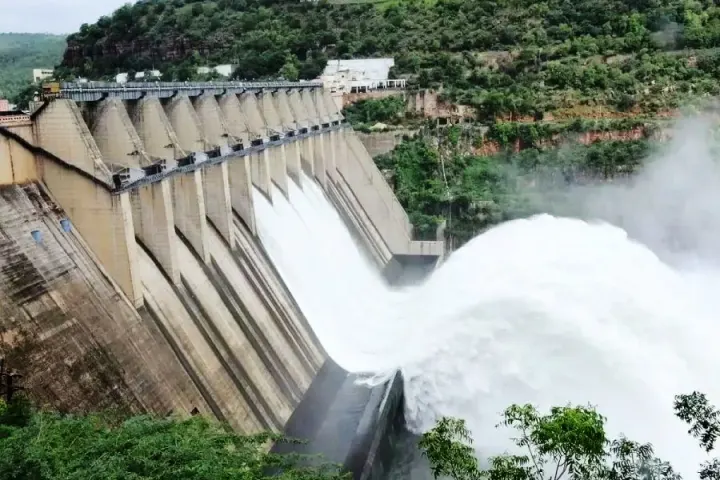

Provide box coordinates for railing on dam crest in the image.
[49,80,326,102]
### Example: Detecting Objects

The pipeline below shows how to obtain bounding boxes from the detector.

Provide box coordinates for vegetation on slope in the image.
[0,395,346,479]
[59,0,720,117]
[343,96,409,127]
[0,34,66,103]
[376,124,658,246]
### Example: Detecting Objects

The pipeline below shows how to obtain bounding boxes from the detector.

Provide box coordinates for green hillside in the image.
[59,0,720,118]
[0,33,66,102]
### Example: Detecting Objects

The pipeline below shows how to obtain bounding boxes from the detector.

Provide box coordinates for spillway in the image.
[254,172,404,375]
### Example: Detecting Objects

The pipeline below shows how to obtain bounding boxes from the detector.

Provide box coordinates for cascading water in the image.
[254,121,720,479]
[254,172,405,374]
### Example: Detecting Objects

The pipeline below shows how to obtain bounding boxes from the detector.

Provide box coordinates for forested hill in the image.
[59,0,720,118]
[0,34,66,101]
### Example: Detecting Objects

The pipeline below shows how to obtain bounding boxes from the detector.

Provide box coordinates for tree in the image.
[419,403,679,480]
[10,81,40,111]
[279,54,301,82]
[675,392,720,480]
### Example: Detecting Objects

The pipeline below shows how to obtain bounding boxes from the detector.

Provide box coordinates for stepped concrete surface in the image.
[0,81,444,479]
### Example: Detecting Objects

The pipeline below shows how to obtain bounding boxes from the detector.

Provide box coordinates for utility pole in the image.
[0,358,24,403]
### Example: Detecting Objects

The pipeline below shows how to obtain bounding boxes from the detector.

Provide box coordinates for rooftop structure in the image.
[116,70,162,84]
[320,58,406,93]
[322,58,395,80]
[32,68,54,83]
[197,64,237,77]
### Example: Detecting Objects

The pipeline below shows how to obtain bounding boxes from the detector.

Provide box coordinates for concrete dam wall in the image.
[0,81,443,477]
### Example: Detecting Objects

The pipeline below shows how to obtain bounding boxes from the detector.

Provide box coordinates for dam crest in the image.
[0,80,443,478]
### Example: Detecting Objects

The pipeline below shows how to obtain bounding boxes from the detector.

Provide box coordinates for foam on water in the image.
[254,160,720,477]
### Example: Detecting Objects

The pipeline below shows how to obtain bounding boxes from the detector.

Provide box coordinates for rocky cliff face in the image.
[471,126,672,156]
[62,35,209,71]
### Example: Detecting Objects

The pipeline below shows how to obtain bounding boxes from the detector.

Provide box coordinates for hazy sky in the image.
[0,0,133,34]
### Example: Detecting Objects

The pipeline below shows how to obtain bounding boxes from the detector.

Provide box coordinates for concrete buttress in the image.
[159,95,218,256]
[203,162,235,249]
[41,159,143,306]
[238,93,266,140]
[296,90,318,178]
[250,150,272,198]
[218,94,251,146]
[131,179,180,285]
[193,94,231,148]
[217,94,257,232]
[274,90,302,185]
[300,89,321,125]
[288,89,310,129]
[32,99,112,182]
[239,93,273,200]
[311,92,334,186]
[312,135,327,187]
[127,97,185,164]
[173,169,211,264]
[164,95,207,153]
[228,154,257,234]
[301,90,325,185]
[274,90,297,131]
[90,98,150,168]
[321,89,342,123]
[312,89,331,126]
[188,95,236,248]
[258,92,288,195]
[322,90,346,178]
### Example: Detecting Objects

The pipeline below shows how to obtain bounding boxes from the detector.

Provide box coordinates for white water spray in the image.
[254,122,720,479]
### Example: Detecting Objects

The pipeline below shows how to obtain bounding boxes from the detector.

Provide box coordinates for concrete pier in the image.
[164,95,207,153]
[128,97,184,163]
[238,92,267,140]
[91,98,150,168]
[193,94,231,148]
[275,90,302,185]
[218,93,251,146]
[259,92,289,195]
[228,154,257,233]
[32,99,111,181]
[131,179,179,285]
[250,150,272,198]
[173,170,210,264]
[287,89,315,179]
[204,162,235,248]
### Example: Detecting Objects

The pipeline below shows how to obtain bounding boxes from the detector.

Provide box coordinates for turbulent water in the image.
[254,125,720,479]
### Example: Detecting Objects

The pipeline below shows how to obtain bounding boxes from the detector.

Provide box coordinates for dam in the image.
[0,80,443,478]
